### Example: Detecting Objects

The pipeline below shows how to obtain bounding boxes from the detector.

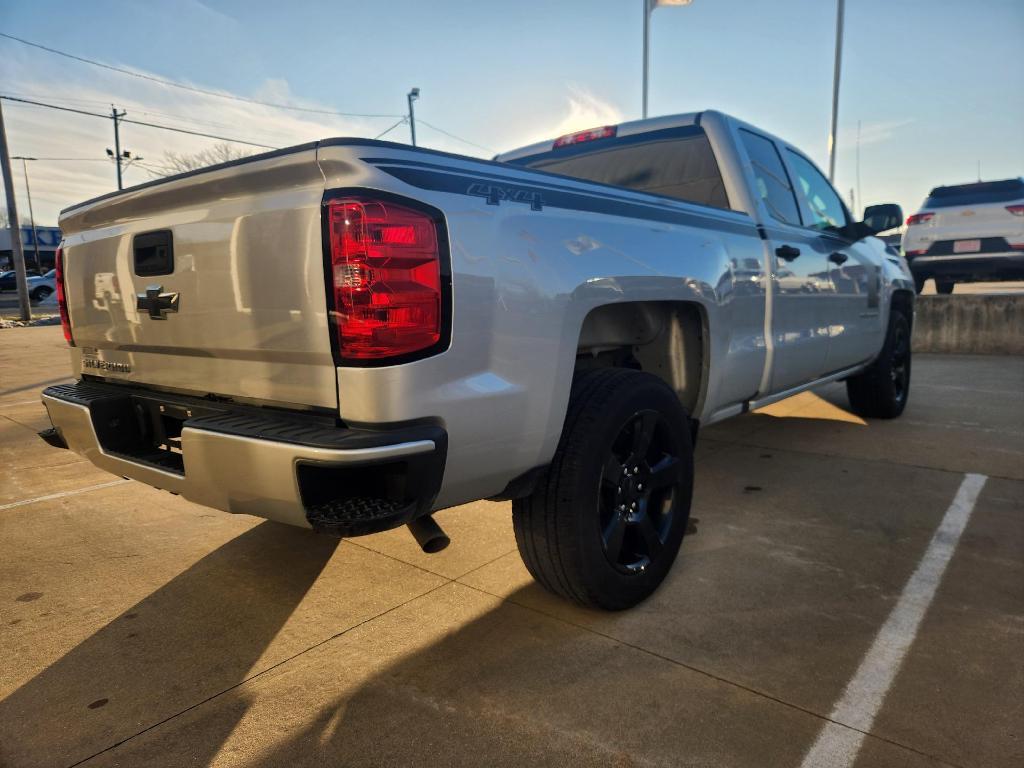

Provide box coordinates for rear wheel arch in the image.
[573,300,709,417]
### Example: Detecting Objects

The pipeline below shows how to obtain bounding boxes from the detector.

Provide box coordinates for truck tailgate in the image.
[58,146,337,410]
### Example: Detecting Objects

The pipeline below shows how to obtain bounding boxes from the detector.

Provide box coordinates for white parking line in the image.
[0,479,131,511]
[799,472,988,768]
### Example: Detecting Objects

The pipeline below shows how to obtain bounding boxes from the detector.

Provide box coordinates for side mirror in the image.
[861,203,903,236]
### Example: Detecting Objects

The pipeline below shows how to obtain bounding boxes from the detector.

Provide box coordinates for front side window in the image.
[738,129,801,226]
[785,150,848,233]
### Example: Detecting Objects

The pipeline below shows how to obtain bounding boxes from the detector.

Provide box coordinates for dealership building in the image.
[1,226,62,273]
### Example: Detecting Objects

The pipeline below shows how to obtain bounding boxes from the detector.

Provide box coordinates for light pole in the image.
[643,0,693,119]
[827,0,845,182]
[11,156,41,272]
[407,88,420,147]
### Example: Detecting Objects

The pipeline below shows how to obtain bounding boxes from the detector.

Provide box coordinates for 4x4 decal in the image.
[466,182,545,211]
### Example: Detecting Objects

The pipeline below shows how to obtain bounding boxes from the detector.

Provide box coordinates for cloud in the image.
[552,86,624,135]
[0,38,624,225]
[505,85,624,152]
[0,46,484,224]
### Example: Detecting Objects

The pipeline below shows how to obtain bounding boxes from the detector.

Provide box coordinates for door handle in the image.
[775,245,800,262]
[828,252,848,265]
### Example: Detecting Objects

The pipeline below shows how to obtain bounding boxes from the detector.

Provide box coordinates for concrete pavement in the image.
[1,325,1021,767]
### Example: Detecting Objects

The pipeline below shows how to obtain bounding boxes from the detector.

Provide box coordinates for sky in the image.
[1,0,1021,225]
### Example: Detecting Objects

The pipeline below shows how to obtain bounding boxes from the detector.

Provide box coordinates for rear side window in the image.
[516,128,730,209]
[924,178,1024,208]
[738,129,801,226]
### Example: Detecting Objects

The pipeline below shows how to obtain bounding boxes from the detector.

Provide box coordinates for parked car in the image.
[0,269,32,292]
[27,269,56,303]
[902,177,1024,293]
[39,110,913,610]
[0,268,52,300]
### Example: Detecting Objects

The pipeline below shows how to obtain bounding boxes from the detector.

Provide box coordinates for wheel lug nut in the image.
[633,466,639,473]
[637,483,643,491]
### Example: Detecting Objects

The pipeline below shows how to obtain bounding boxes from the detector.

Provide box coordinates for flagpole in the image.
[642,0,651,119]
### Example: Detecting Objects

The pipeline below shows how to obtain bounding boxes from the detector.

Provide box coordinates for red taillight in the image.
[552,125,617,148]
[906,213,934,226]
[1006,204,1024,216]
[54,245,74,346]
[325,196,444,360]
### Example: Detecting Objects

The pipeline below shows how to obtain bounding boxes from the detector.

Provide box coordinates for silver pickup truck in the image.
[40,110,913,609]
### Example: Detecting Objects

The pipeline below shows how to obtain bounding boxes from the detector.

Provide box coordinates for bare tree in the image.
[159,143,252,175]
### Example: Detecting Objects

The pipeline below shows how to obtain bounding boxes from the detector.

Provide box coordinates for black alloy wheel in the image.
[513,368,694,610]
[599,410,683,574]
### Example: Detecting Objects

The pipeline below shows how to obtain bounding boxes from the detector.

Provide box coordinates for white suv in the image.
[902,177,1024,293]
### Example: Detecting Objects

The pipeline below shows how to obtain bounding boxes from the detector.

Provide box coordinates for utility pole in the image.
[827,0,845,182]
[0,100,31,320]
[111,105,126,189]
[13,157,41,271]
[407,88,419,147]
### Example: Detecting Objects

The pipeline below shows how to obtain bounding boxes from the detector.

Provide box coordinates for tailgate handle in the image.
[134,230,174,276]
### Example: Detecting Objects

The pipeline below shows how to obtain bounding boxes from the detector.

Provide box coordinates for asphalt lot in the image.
[1,325,1021,768]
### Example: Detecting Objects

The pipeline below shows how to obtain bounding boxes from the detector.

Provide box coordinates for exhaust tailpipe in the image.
[407,515,450,554]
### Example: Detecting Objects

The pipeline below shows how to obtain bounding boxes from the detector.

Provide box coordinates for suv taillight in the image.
[55,245,74,346]
[1006,204,1024,216]
[324,195,446,361]
[906,213,934,226]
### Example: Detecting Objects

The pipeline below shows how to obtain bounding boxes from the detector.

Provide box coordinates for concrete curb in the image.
[914,294,1024,355]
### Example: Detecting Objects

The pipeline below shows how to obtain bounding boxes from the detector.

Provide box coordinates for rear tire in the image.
[846,309,912,419]
[30,286,52,302]
[513,369,694,610]
[935,279,955,295]
[913,275,926,294]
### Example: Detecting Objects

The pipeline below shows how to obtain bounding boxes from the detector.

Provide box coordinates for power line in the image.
[1,33,494,152]
[0,32,404,119]
[417,118,493,152]
[374,117,407,140]
[2,91,243,131]
[3,93,495,157]
[123,115,276,149]
[0,95,277,149]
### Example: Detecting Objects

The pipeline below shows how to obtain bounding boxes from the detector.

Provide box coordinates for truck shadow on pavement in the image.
[1,392,925,767]
[0,521,340,768]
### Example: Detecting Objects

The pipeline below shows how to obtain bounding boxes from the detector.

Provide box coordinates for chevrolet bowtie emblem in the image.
[136,285,180,320]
